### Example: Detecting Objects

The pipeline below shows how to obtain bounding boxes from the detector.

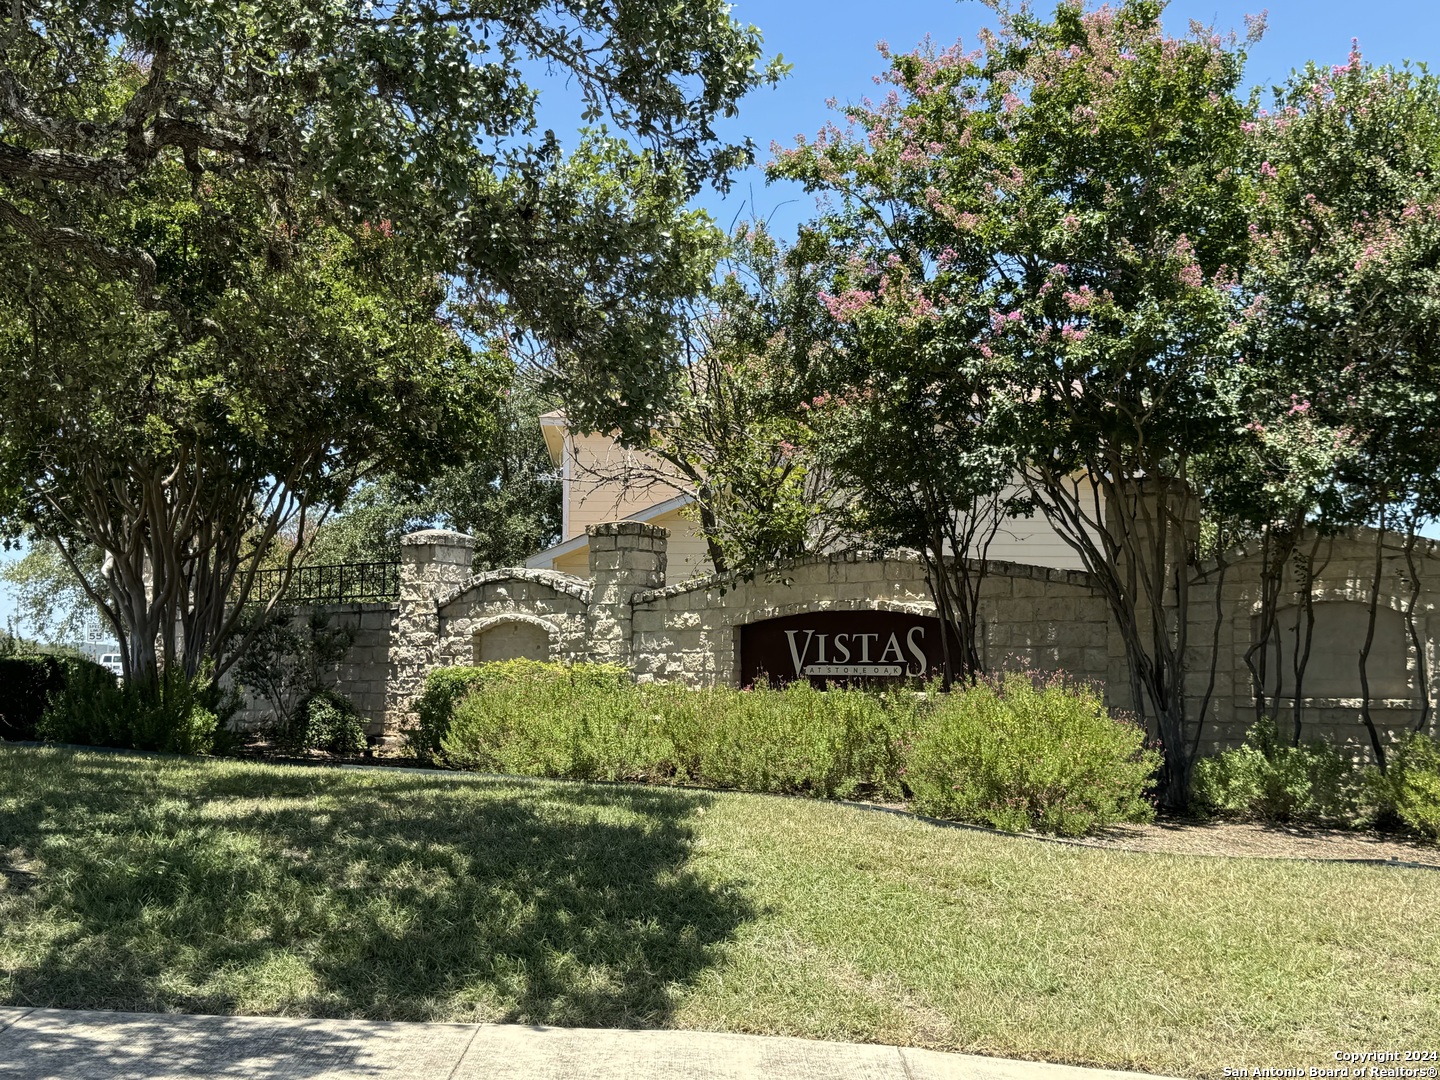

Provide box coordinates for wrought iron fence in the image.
[249,561,401,606]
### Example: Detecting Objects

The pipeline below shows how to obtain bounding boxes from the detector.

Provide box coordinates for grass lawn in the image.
[1,747,1436,1077]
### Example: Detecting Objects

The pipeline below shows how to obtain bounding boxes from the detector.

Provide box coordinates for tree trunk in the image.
[1357,518,1390,771]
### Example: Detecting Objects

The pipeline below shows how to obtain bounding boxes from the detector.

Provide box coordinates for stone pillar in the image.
[384,529,476,731]
[585,522,667,669]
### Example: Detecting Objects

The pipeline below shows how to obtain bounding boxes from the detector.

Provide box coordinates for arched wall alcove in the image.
[471,615,557,664]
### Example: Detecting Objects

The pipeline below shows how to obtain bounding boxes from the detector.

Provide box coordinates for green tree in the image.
[627,223,848,577]
[0,2,782,708]
[0,540,105,646]
[0,170,496,688]
[307,386,563,571]
[772,0,1259,800]
[1243,52,1440,762]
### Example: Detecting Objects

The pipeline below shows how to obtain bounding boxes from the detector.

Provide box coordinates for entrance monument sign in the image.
[739,612,953,687]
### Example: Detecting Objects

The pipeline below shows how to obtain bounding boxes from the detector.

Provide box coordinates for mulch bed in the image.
[1070,815,1440,867]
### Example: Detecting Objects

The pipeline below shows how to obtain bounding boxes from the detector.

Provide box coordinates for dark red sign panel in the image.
[739,611,952,687]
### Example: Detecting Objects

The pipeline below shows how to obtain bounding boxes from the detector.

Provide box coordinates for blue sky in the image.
[693,0,1440,234]
[5,1,1439,631]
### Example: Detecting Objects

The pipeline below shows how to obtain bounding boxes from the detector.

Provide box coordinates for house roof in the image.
[538,410,567,468]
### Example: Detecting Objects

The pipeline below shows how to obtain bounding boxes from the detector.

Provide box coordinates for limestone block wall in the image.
[369,519,1437,763]
[628,553,1118,695]
[433,569,591,667]
[1184,529,1440,760]
[228,601,395,733]
[587,522,666,667]
[384,530,476,729]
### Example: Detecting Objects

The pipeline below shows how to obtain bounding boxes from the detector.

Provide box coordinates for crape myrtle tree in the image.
[799,252,1021,689]
[1242,52,1440,764]
[0,170,495,687]
[0,0,783,701]
[772,0,1259,802]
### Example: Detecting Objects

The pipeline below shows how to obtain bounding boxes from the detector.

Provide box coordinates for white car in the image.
[98,653,124,678]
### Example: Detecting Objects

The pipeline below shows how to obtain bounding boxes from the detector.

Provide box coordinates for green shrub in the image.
[39,665,229,755]
[1375,733,1440,841]
[434,663,1160,834]
[905,673,1159,836]
[653,680,915,799]
[408,659,630,763]
[0,655,74,740]
[289,689,369,755]
[441,662,657,778]
[1190,718,1368,825]
[436,665,915,798]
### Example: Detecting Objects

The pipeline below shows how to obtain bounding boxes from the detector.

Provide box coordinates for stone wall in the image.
[383,530,475,732]
[628,553,1119,699]
[1185,529,1440,760]
[229,601,394,733]
[312,519,1440,762]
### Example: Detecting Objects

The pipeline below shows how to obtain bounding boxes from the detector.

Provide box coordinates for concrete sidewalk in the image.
[0,1007,1175,1080]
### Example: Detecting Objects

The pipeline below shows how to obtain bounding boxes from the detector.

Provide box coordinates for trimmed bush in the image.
[436,664,914,798]
[1377,733,1440,841]
[1190,718,1369,826]
[0,655,73,740]
[441,662,653,778]
[652,680,915,799]
[408,659,630,762]
[291,689,369,755]
[431,661,1158,832]
[905,673,1159,836]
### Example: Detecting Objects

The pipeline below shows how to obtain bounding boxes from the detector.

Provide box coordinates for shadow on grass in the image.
[0,1009,458,1080]
[0,750,754,1042]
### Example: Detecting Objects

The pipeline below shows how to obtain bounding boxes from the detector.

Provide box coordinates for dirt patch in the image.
[853,801,1440,866]
[1067,816,1440,867]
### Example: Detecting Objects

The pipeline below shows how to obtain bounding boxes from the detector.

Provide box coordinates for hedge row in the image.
[1192,718,1440,840]
[0,655,112,741]
[407,660,1160,836]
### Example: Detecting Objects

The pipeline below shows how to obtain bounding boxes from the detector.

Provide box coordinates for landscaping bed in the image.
[1058,815,1440,866]
[3,745,1437,1078]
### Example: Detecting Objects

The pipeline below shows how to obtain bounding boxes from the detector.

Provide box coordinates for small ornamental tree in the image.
[801,263,1020,687]
[772,0,1259,801]
[1244,52,1440,763]
[634,223,849,577]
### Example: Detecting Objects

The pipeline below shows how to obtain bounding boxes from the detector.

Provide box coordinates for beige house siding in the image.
[988,512,1088,570]
[651,506,712,583]
[955,478,1104,572]
[550,547,589,577]
[550,506,710,582]
[564,430,687,541]
[536,419,1100,579]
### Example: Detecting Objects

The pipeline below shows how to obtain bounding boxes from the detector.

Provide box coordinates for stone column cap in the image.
[400,529,477,548]
[587,521,669,540]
